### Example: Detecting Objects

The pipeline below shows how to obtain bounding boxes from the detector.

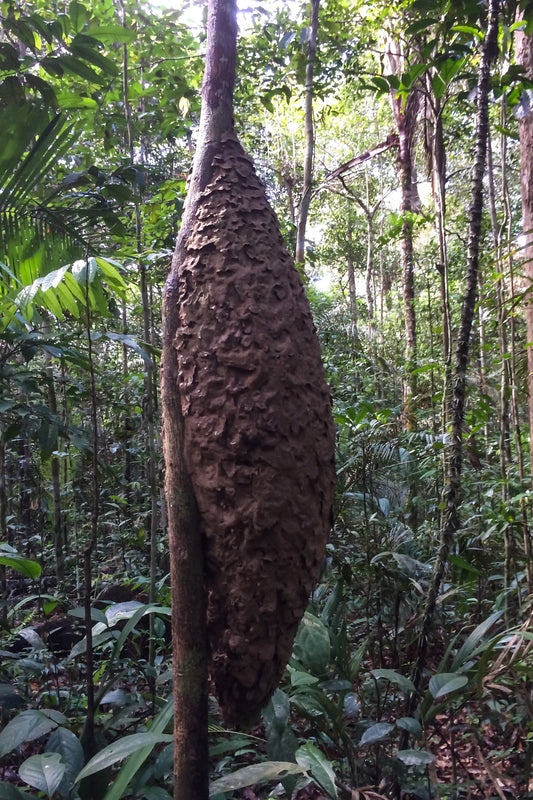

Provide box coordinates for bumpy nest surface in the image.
[174,134,336,724]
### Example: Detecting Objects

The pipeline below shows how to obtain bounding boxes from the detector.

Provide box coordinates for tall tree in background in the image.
[408,0,500,712]
[516,1,533,591]
[295,0,320,268]
[385,33,420,425]
[161,0,335,797]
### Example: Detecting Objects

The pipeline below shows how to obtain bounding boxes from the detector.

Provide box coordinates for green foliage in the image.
[0,0,532,797]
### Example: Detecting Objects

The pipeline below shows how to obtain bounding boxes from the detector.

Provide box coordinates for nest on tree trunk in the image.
[174,134,336,725]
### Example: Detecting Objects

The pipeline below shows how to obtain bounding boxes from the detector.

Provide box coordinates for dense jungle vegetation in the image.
[1,0,533,798]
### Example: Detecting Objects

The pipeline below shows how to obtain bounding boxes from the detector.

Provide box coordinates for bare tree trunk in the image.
[346,220,357,321]
[81,263,100,791]
[386,37,420,426]
[427,93,452,429]
[295,0,319,267]
[162,0,237,796]
[487,130,513,614]
[404,0,499,723]
[516,7,533,593]
[0,431,6,625]
[119,0,160,666]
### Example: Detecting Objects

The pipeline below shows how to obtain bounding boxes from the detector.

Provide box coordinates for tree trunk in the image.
[516,5,533,593]
[295,0,320,267]
[162,1,237,797]
[386,38,420,426]
[404,0,500,723]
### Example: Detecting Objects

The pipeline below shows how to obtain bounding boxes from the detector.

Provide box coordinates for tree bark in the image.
[516,4,533,593]
[386,35,420,427]
[162,1,237,797]
[295,0,320,267]
[404,0,500,722]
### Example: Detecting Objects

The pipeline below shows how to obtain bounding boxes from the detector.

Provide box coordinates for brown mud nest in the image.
[174,134,336,724]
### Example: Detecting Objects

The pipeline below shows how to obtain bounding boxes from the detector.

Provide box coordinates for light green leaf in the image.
[396,749,436,766]
[428,673,468,699]
[452,24,483,39]
[86,24,137,43]
[296,742,337,798]
[55,92,99,108]
[76,733,173,782]
[209,762,307,797]
[19,753,65,797]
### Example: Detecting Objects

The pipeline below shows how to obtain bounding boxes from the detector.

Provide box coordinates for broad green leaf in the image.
[289,669,319,687]
[405,18,439,35]
[55,92,99,108]
[86,24,137,43]
[69,45,118,76]
[209,762,307,797]
[0,552,41,579]
[95,257,126,289]
[296,742,338,799]
[371,669,415,694]
[293,612,330,675]
[452,24,483,39]
[102,699,174,800]
[359,722,395,746]
[47,727,84,794]
[68,606,108,624]
[56,54,103,84]
[451,611,503,670]
[396,749,436,766]
[19,753,65,798]
[68,1,90,32]
[396,717,423,737]
[209,736,256,757]
[263,688,290,732]
[448,554,480,575]
[428,673,468,699]
[76,733,173,781]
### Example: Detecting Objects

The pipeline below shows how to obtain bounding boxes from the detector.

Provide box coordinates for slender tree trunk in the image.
[346,220,357,321]
[428,95,452,429]
[0,430,6,625]
[81,262,99,790]
[516,5,533,592]
[487,130,513,613]
[295,0,319,267]
[501,96,532,593]
[119,0,160,665]
[162,0,238,796]
[386,43,420,425]
[42,314,65,581]
[404,0,499,722]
